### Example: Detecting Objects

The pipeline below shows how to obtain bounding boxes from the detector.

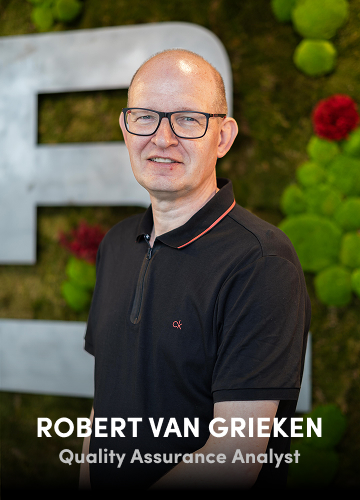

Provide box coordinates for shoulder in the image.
[99,211,146,253]
[217,205,311,327]
[226,203,303,269]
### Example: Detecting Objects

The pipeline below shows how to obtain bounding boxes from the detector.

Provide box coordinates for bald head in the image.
[127,49,228,115]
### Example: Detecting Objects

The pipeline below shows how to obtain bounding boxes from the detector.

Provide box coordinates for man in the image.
[80,49,311,490]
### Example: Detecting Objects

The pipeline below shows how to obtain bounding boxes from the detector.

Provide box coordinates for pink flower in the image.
[59,221,106,263]
[312,94,359,141]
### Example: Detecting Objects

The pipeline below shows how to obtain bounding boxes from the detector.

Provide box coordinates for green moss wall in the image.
[1,0,359,490]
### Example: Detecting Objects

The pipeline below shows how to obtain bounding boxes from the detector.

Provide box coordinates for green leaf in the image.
[301,404,347,449]
[314,265,352,307]
[271,0,297,23]
[65,256,96,289]
[293,39,337,77]
[279,214,342,273]
[54,0,82,22]
[61,281,91,312]
[292,0,349,40]
[31,5,54,31]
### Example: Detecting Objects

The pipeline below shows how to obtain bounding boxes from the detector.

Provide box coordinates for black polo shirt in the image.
[84,178,311,490]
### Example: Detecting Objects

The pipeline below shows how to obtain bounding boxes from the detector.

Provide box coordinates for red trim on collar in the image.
[177,199,236,249]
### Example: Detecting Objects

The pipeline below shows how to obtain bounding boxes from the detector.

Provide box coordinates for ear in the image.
[217,117,238,158]
[119,111,128,146]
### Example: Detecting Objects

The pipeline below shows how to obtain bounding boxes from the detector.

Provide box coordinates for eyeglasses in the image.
[122,108,226,139]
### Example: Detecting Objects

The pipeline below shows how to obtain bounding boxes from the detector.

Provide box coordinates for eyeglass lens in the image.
[125,109,207,138]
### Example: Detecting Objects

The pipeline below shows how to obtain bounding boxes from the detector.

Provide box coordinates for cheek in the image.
[194,142,217,166]
[127,138,148,161]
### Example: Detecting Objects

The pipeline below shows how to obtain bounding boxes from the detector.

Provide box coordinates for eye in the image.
[176,114,199,125]
[136,114,155,122]
[128,111,157,124]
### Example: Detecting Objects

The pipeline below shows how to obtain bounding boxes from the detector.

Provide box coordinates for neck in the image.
[149,179,219,246]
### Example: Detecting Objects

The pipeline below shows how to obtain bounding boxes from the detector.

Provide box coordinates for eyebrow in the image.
[131,107,209,113]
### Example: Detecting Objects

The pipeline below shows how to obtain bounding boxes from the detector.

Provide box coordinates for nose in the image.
[151,117,178,148]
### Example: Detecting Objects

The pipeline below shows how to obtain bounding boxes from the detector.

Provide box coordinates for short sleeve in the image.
[212,255,308,403]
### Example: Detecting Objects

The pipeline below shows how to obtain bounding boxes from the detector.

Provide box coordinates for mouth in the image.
[148,157,181,164]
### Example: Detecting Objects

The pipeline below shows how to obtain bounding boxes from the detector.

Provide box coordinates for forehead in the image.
[128,55,217,111]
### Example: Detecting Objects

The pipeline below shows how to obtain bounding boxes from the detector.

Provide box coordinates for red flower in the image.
[312,95,359,141]
[59,221,106,264]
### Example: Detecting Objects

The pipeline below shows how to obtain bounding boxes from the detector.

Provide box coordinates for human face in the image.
[120,57,225,200]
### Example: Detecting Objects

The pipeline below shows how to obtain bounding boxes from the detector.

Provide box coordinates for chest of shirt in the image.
[91,241,227,370]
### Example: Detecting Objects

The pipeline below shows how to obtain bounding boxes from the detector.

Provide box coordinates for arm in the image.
[150,399,279,490]
[79,406,94,490]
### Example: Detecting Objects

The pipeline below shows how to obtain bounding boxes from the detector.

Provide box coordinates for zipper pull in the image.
[144,234,152,260]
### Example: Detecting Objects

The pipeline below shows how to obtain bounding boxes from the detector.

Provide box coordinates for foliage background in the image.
[0,0,359,491]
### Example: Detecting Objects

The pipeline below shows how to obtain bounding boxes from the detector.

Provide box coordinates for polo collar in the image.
[136,178,236,249]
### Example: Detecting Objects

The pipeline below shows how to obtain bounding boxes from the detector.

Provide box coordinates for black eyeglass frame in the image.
[122,107,226,139]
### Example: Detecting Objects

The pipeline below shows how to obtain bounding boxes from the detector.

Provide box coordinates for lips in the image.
[148,157,180,164]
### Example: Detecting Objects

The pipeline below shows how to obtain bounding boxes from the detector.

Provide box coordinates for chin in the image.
[134,167,186,191]
[139,176,189,196]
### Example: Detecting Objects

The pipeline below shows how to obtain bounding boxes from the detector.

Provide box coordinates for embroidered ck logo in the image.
[172,320,182,330]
